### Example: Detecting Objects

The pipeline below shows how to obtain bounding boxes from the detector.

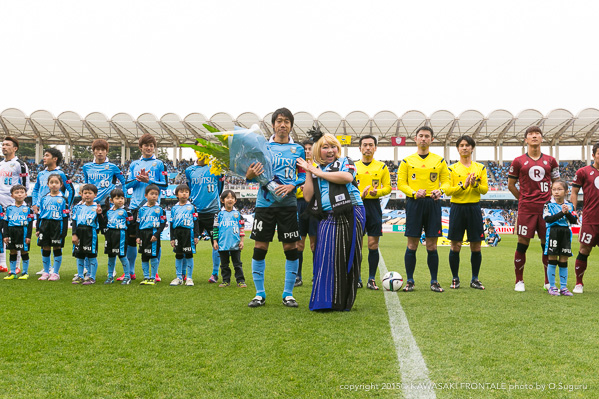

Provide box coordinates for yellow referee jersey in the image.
[445,161,489,203]
[397,152,450,198]
[355,159,392,199]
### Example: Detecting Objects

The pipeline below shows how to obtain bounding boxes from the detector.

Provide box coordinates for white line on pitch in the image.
[378,252,436,399]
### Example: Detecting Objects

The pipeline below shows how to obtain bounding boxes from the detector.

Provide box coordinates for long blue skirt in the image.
[310,206,365,311]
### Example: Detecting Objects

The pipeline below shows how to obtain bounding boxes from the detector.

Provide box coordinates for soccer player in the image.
[0,137,30,273]
[213,190,246,288]
[543,180,577,296]
[397,126,449,293]
[295,138,318,287]
[355,135,391,290]
[185,153,223,283]
[136,184,167,285]
[508,126,560,292]
[36,174,70,281]
[100,188,132,285]
[31,148,75,212]
[245,107,306,308]
[569,142,599,294]
[82,139,126,212]
[444,135,488,290]
[169,184,200,287]
[71,184,102,285]
[123,134,168,282]
[2,185,34,280]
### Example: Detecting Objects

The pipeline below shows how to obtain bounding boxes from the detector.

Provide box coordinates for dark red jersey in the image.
[508,153,559,214]
[572,165,599,225]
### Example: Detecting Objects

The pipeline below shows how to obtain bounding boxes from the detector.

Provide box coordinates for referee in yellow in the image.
[444,135,488,290]
[356,135,391,290]
[397,126,449,292]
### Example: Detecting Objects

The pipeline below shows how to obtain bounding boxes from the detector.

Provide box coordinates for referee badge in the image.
[430,172,438,182]
[372,179,379,189]
[411,173,416,180]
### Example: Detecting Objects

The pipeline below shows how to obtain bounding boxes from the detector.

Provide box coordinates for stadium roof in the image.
[2,108,599,148]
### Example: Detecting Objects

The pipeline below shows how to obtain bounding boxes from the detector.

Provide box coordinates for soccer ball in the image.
[381,271,404,291]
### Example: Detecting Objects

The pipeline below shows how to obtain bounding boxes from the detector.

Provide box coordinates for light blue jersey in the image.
[317,157,363,211]
[185,164,223,214]
[214,209,245,251]
[4,204,34,227]
[105,207,132,230]
[543,199,575,228]
[71,203,100,229]
[137,204,167,231]
[39,193,69,221]
[125,156,168,210]
[170,202,198,230]
[82,161,126,204]
[32,167,75,208]
[255,142,306,208]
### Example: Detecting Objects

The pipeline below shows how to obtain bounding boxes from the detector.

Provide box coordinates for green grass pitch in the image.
[0,233,596,398]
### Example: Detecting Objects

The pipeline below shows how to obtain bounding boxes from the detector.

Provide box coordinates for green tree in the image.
[17,142,36,158]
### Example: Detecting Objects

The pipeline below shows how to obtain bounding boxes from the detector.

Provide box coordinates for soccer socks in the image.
[52,249,63,274]
[212,249,220,276]
[9,254,17,274]
[547,259,558,288]
[558,262,568,288]
[368,249,379,281]
[141,261,150,279]
[150,258,159,277]
[427,249,439,283]
[297,251,303,279]
[127,245,137,275]
[89,258,98,280]
[449,250,460,279]
[405,248,417,282]
[283,257,299,298]
[514,243,528,282]
[185,257,194,278]
[21,253,30,275]
[107,257,117,278]
[575,253,588,286]
[175,256,184,279]
[119,256,131,278]
[471,251,482,280]
[42,249,51,274]
[251,259,266,297]
[77,259,85,278]
[542,253,549,284]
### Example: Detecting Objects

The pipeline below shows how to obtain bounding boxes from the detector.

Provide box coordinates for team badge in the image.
[152,162,157,166]
[291,147,296,154]
[411,173,416,180]
[187,206,192,210]
[22,208,27,213]
[118,210,124,215]
[105,165,109,169]
[543,160,547,165]
[430,172,438,182]
[57,199,63,203]
[155,208,160,213]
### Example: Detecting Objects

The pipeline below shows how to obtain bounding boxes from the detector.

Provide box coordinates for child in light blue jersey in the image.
[2,185,33,280]
[100,188,133,285]
[213,190,246,288]
[36,174,70,281]
[543,180,578,296]
[169,184,199,286]
[71,184,102,285]
[136,185,167,285]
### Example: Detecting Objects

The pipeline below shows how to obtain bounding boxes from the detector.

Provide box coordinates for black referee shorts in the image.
[447,202,485,242]
[405,197,442,238]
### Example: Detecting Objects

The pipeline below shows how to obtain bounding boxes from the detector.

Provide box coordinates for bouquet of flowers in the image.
[182,124,286,201]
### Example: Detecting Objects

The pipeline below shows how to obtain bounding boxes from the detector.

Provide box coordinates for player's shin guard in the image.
[471,251,482,280]
[141,260,150,279]
[547,259,558,288]
[119,256,130,278]
[77,258,85,278]
[150,258,159,278]
[283,249,299,298]
[427,249,439,283]
[514,243,529,282]
[449,250,460,279]
[405,248,416,281]
[89,258,98,280]
[42,249,51,274]
[185,255,194,278]
[575,253,588,286]
[9,254,17,274]
[212,249,220,276]
[368,249,379,281]
[52,249,63,274]
[175,255,184,279]
[21,253,30,275]
[107,257,117,278]
[252,248,267,297]
[558,261,568,288]
[127,245,137,275]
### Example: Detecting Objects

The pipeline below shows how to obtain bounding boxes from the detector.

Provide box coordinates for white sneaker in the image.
[36,269,45,275]
[49,267,55,274]
[573,284,584,294]
[185,278,194,286]
[543,283,550,291]
[515,281,525,292]
[170,278,183,286]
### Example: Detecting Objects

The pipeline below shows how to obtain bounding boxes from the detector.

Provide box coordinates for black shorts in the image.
[37,219,66,247]
[172,227,196,254]
[197,213,216,243]
[251,206,300,243]
[104,228,127,257]
[138,229,161,258]
[363,199,383,237]
[127,208,139,238]
[447,203,485,242]
[5,226,29,251]
[544,226,573,257]
[297,198,318,237]
[405,197,442,238]
[72,226,99,258]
